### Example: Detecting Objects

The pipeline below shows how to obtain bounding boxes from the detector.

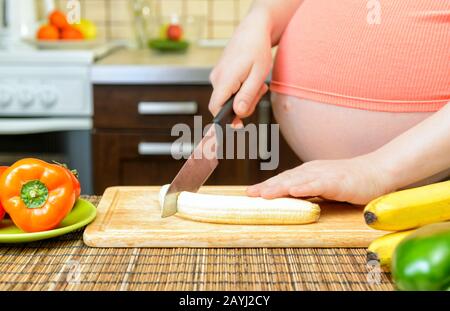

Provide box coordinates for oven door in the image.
[0,117,93,194]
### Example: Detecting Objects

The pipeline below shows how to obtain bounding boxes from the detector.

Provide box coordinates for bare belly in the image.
[271,92,433,162]
[271,93,450,185]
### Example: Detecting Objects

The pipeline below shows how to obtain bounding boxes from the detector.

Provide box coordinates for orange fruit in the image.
[49,10,69,29]
[36,24,59,40]
[61,26,84,40]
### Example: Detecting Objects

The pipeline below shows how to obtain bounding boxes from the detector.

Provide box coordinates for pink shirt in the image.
[271,0,450,112]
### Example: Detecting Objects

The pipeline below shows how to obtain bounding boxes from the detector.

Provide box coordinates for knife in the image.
[161,96,236,218]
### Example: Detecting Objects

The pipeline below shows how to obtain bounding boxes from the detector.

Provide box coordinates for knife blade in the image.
[161,96,236,218]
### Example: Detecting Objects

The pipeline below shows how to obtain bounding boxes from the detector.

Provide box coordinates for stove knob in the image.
[18,89,34,108]
[39,89,58,108]
[0,87,13,108]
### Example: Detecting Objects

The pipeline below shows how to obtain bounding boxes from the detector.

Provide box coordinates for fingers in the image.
[208,65,249,117]
[247,169,316,199]
[230,83,268,129]
[233,66,269,118]
[247,167,328,200]
[208,77,242,117]
[208,64,269,119]
[247,170,293,198]
[246,185,261,197]
[231,117,244,129]
[288,180,325,198]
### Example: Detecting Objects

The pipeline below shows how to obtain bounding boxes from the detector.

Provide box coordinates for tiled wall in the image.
[55,0,253,41]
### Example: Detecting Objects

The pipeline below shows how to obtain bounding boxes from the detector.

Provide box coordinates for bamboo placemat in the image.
[0,196,394,291]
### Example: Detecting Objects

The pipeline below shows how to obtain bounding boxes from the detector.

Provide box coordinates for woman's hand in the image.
[247,155,395,205]
[248,102,450,205]
[208,10,273,125]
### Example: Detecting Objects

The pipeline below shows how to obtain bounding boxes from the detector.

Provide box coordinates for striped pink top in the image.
[271,0,450,112]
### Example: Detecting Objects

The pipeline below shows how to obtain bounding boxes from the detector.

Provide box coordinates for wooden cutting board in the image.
[83,186,385,248]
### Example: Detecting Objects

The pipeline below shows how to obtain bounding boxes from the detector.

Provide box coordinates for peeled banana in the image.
[159,184,320,225]
[364,180,450,231]
[367,229,415,270]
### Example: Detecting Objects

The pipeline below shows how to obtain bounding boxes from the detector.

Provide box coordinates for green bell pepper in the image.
[392,222,450,291]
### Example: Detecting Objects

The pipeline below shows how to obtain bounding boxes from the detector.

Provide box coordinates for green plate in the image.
[148,38,189,52]
[0,199,96,243]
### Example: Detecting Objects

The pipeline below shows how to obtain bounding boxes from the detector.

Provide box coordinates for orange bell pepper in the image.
[52,161,81,200]
[0,158,76,232]
[0,166,7,221]
[69,169,81,199]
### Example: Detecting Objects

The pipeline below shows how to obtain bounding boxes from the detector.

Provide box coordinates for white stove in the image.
[0,43,120,118]
[0,63,92,118]
[0,42,123,194]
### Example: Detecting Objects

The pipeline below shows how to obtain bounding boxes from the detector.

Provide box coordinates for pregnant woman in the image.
[208,0,450,204]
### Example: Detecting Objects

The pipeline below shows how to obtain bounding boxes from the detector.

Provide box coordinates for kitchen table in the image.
[0,196,394,291]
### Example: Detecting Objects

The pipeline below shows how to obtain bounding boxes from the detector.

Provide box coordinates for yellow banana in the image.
[367,229,415,270]
[364,180,450,231]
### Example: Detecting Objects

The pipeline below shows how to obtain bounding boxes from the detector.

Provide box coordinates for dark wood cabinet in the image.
[94,85,214,130]
[93,85,300,194]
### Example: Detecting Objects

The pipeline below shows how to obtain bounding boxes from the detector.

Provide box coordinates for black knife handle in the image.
[212,96,236,128]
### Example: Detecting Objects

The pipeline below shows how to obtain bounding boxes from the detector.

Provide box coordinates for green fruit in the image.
[392,222,450,291]
[148,39,189,52]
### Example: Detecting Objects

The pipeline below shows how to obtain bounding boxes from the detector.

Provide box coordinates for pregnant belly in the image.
[271,93,433,162]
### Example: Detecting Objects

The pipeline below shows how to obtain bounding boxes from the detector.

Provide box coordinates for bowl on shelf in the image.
[148,38,189,52]
[23,37,103,50]
[145,14,204,52]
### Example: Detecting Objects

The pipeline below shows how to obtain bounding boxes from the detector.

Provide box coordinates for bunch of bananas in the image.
[365,180,450,270]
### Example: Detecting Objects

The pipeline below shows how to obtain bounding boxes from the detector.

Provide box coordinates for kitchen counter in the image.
[0,196,394,291]
[91,47,224,85]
